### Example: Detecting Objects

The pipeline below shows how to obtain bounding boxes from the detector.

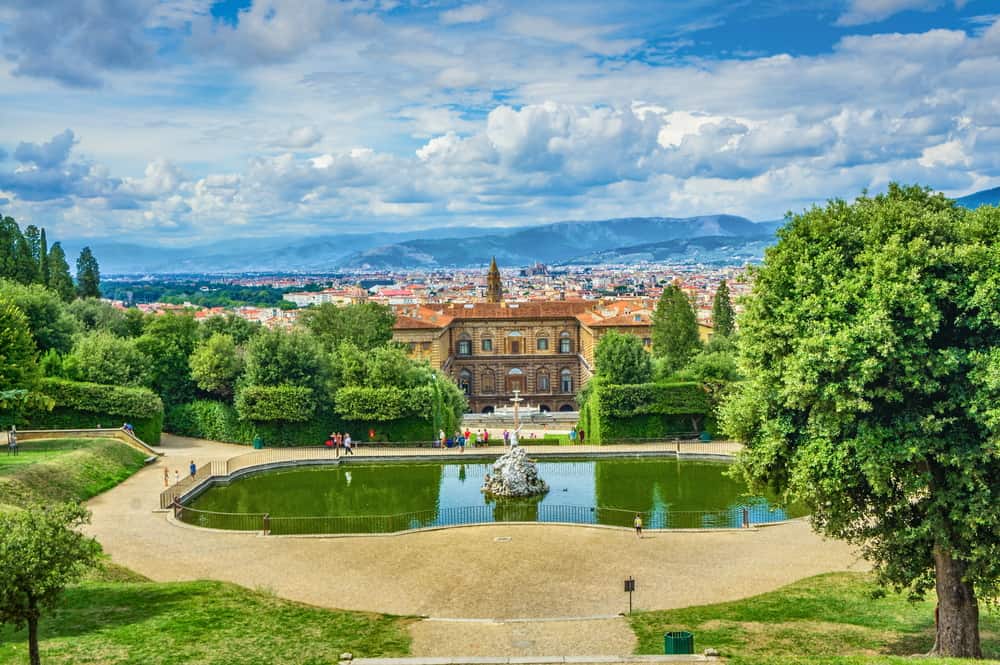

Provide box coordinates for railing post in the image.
[172,496,181,520]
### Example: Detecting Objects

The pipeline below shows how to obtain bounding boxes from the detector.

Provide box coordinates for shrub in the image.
[235,385,316,422]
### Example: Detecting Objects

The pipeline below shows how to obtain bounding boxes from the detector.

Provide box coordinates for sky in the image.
[1,0,999,246]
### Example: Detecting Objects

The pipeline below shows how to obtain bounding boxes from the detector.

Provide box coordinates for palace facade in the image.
[393,298,657,413]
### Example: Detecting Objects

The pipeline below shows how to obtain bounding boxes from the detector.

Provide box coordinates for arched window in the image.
[508,367,525,393]
[457,333,472,356]
[481,338,493,352]
[537,370,550,392]
[507,331,523,355]
[560,369,572,393]
[536,337,549,351]
[459,369,473,396]
[559,331,572,354]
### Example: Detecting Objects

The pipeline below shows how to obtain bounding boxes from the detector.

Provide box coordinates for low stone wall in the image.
[16,427,162,457]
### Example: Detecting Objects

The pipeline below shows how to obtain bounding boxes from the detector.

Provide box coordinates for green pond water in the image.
[184,458,803,534]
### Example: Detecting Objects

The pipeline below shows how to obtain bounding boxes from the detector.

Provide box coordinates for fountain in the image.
[481,430,549,497]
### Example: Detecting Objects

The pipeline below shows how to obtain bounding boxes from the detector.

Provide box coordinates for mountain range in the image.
[71,186,1000,274]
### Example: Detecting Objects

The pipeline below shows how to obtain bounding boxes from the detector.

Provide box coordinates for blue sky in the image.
[0,0,998,245]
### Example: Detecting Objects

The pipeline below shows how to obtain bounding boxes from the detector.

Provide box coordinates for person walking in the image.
[164,466,169,487]
[460,431,467,453]
[7,426,17,456]
[634,513,643,538]
[174,469,179,484]
[189,460,197,477]
[343,433,353,455]
[503,429,510,447]
[578,429,586,444]
[569,427,577,443]
[439,429,446,449]
[483,429,490,446]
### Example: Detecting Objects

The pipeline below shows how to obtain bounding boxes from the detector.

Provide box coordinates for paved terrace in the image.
[83,434,868,656]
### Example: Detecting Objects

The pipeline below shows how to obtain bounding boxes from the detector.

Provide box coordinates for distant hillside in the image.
[343,215,777,269]
[955,187,1000,209]
[564,234,775,266]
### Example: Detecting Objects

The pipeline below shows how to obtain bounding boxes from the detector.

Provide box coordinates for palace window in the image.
[459,369,473,396]
[457,334,472,356]
[482,338,493,352]
[642,338,651,347]
[482,369,496,393]
[560,369,572,393]
[559,332,572,353]
[537,372,550,392]
[536,337,549,351]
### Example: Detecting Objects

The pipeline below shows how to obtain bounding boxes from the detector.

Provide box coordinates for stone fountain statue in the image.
[481,434,549,498]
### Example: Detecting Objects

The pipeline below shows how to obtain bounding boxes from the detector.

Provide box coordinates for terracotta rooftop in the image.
[427,301,593,320]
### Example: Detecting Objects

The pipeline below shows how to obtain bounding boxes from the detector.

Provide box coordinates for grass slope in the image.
[0,579,413,665]
[0,438,146,509]
[630,572,999,664]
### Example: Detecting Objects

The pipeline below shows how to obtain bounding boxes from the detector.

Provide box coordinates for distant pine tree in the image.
[47,242,76,302]
[712,279,735,338]
[39,228,49,286]
[652,282,701,373]
[76,247,101,299]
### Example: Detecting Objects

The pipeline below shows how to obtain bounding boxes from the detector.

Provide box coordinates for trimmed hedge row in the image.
[334,385,433,421]
[235,385,316,422]
[579,381,712,444]
[166,400,436,447]
[1,378,165,444]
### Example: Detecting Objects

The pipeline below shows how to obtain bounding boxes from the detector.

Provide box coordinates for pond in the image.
[183,457,804,534]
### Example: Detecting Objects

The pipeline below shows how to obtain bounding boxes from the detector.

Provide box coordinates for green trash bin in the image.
[664,631,694,655]
[252,435,264,450]
[699,431,712,442]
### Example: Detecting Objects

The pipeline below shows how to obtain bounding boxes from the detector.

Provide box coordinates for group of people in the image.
[6,425,17,455]
[438,427,497,451]
[569,427,586,443]
[324,432,354,456]
[162,460,198,487]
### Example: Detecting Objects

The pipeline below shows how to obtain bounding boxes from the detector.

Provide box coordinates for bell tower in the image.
[486,257,503,303]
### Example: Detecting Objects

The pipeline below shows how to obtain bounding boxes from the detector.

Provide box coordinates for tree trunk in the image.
[932,545,982,658]
[28,613,40,665]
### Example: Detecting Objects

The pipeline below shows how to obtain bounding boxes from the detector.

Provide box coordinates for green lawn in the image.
[0,438,146,509]
[630,572,1000,664]
[0,576,413,665]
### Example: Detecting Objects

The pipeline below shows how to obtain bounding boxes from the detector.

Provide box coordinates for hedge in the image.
[1,378,165,444]
[166,400,435,446]
[580,381,712,444]
[334,385,434,421]
[235,385,316,422]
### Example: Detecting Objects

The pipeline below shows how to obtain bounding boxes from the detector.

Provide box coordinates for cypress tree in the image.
[651,282,701,373]
[711,279,736,338]
[47,242,75,302]
[75,247,101,299]
[39,228,49,286]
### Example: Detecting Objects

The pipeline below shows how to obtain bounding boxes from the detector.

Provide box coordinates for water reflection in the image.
[188,458,801,532]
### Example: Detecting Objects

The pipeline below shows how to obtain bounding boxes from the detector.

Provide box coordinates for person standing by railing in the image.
[189,460,197,477]
[343,433,353,456]
[7,425,17,456]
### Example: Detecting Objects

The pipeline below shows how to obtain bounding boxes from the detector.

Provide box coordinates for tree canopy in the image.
[720,184,1000,658]
[0,298,39,397]
[651,282,701,373]
[594,330,652,385]
[299,302,395,352]
[189,333,244,398]
[136,313,198,406]
[0,502,102,665]
[67,331,151,388]
[46,243,75,303]
[0,280,79,354]
[75,247,101,299]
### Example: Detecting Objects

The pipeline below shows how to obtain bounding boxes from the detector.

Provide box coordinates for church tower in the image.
[486,257,503,303]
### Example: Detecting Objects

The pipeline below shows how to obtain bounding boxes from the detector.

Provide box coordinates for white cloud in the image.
[837,0,949,26]
[440,3,497,25]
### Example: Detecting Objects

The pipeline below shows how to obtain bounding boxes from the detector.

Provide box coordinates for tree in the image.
[299,302,395,352]
[189,333,244,399]
[38,228,49,288]
[46,242,75,303]
[136,313,198,406]
[68,298,143,337]
[0,502,102,665]
[594,330,652,385]
[0,216,39,285]
[242,328,331,396]
[711,279,735,338]
[197,313,260,345]
[75,247,101,299]
[651,283,701,373]
[0,298,39,401]
[720,185,1000,658]
[0,280,79,354]
[67,331,151,387]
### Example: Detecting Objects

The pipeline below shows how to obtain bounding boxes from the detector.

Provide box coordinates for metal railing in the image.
[171,501,793,535]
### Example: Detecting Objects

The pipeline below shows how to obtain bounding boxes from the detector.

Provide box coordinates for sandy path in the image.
[84,434,868,655]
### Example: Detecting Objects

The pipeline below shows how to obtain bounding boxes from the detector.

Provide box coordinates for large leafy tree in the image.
[198,313,260,345]
[189,333,244,399]
[0,298,39,399]
[46,242,75,303]
[66,331,151,387]
[720,185,1000,658]
[594,330,652,385]
[0,503,102,665]
[651,282,701,373]
[0,280,79,354]
[711,279,735,338]
[136,313,198,406]
[299,302,395,352]
[0,216,39,285]
[68,298,144,337]
[242,328,330,396]
[75,246,101,299]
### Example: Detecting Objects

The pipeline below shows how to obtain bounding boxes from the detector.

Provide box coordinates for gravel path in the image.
[84,434,868,656]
